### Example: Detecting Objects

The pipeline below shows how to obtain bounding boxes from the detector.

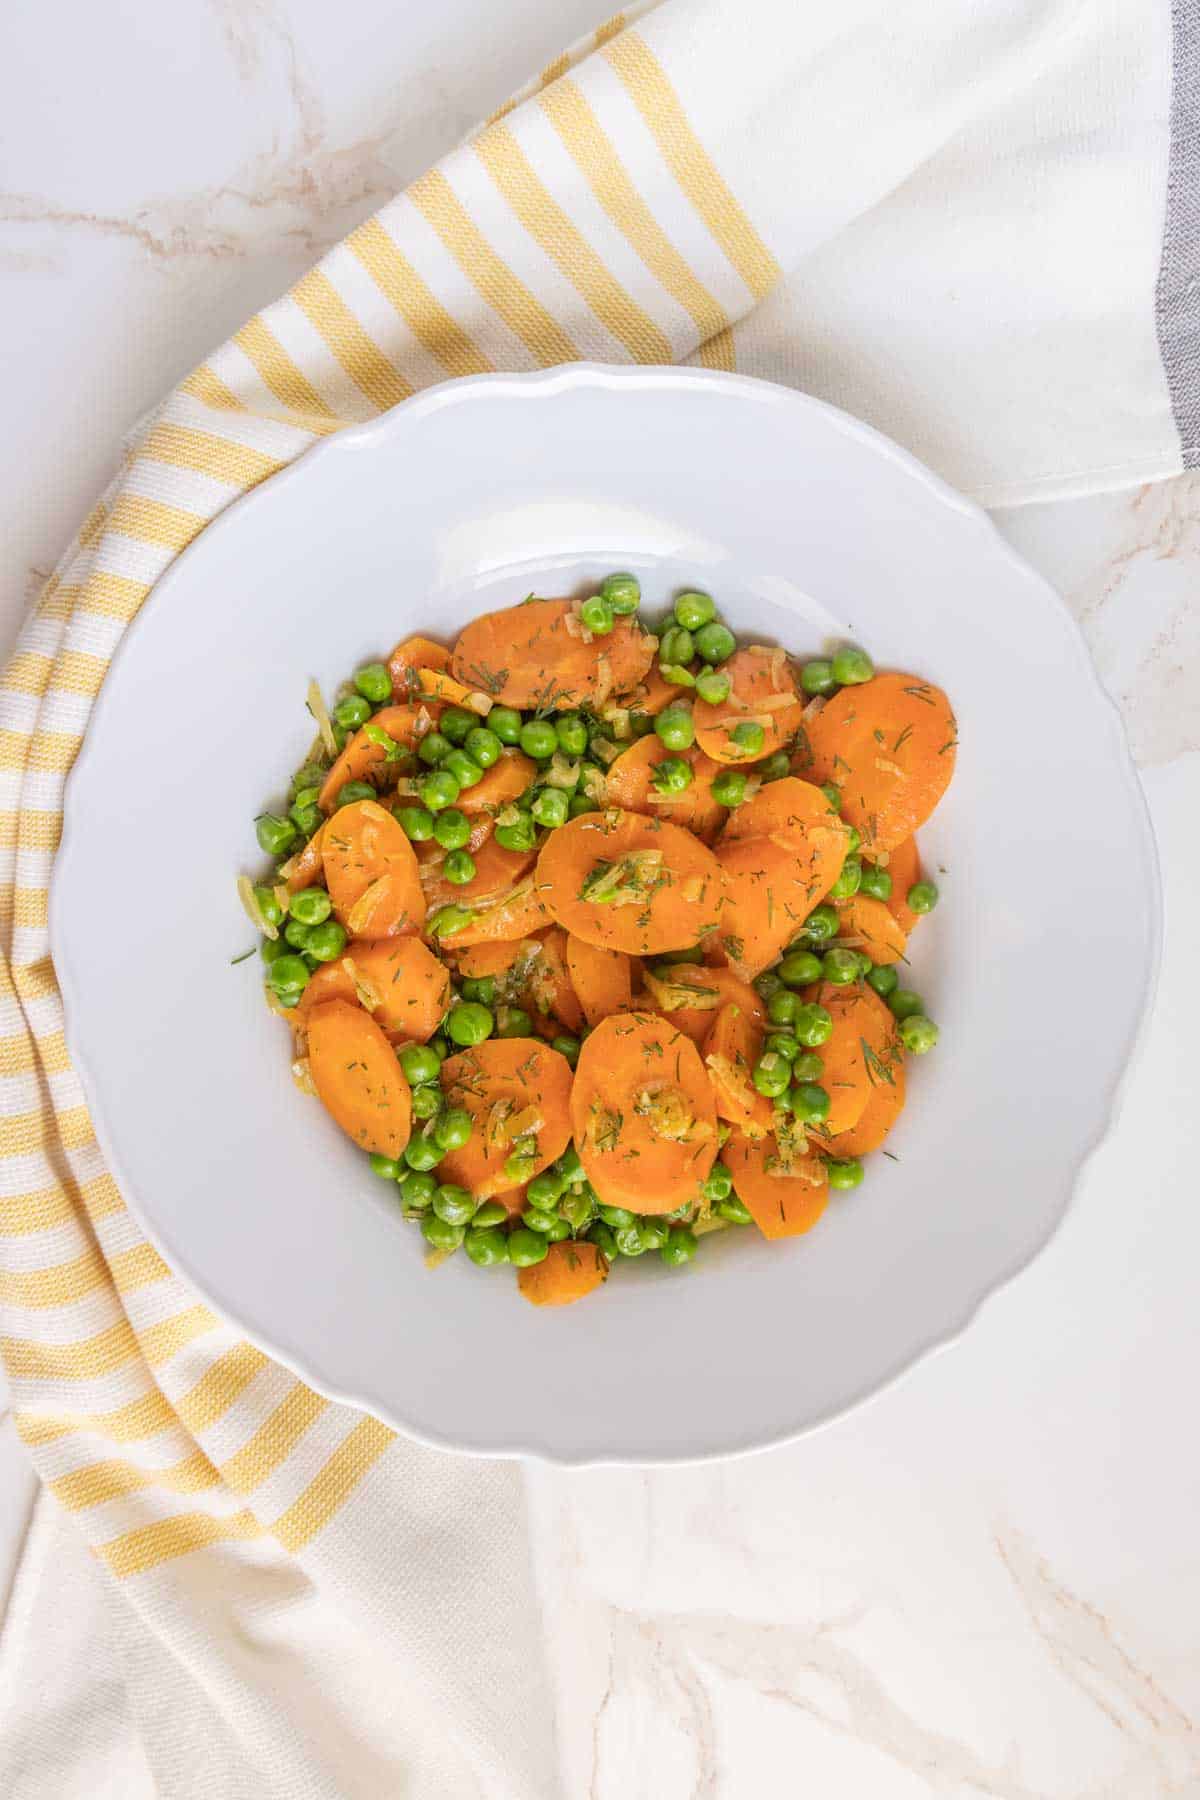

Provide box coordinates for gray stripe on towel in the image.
[1157,0,1200,466]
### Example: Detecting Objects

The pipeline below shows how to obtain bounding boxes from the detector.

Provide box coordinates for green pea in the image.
[420,1213,462,1251]
[487,706,520,745]
[443,750,483,791]
[470,1200,508,1229]
[421,812,464,857]
[599,1204,635,1229]
[396,1044,438,1087]
[598,571,639,614]
[283,919,311,952]
[337,782,377,809]
[830,856,862,900]
[523,1207,560,1235]
[517,719,556,760]
[759,750,791,782]
[661,1225,698,1267]
[434,1108,472,1151]
[355,662,392,703]
[427,707,465,747]
[659,624,694,666]
[416,731,451,768]
[661,664,696,688]
[253,884,284,929]
[559,1189,596,1231]
[394,805,432,842]
[827,1157,864,1191]
[800,659,836,696]
[256,813,296,857]
[655,706,695,752]
[866,964,899,999]
[779,949,823,987]
[660,946,705,966]
[703,1162,733,1202]
[508,1227,549,1267]
[367,1153,400,1180]
[820,783,842,810]
[428,1183,472,1226]
[822,947,861,985]
[461,1226,507,1267]
[460,975,495,1006]
[428,904,475,939]
[694,621,735,664]
[729,720,764,755]
[889,988,924,1022]
[766,989,799,1027]
[505,1150,538,1185]
[588,1221,619,1259]
[411,1084,442,1120]
[556,1145,585,1184]
[552,713,586,756]
[552,1034,581,1066]
[716,1194,753,1224]
[791,1050,824,1082]
[330,721,349,752]
[802,904,840,943]
[711,770,747,808]
[793,1002,833,1047]
[526,1170,565,1210]
[637,1219,669,1251]
[261,937,288,968]
[405,1134,443,1173]
[420,770,460,812]
[495,818,537,852]
[753,1052,792,1098]
[398,1169,436,1211]
[441,849,475,886]
[789,1081,830,1124]
[569,793,597,817]
[290,887,331,926]
[462,727,500,769]
[306,921,346,962]
[447,1002,493,1046]
[532,787,569,829]
[754,971,783,1001]
[497,1005,533,1038]
[764,1032,800,1063]
[907,880,939,914]
[428,1035,450,1062]
[290,796,322,837]
[695,667,731,706]
[673,590,715,631]
[291,762,326,797]
[652,757,693,794]
[578,593,614,635]
[900,1014,939,1054]
[614,1225,646,1257]
[334,693,372,730]
[831,645,874,685]
[859,863,892,901]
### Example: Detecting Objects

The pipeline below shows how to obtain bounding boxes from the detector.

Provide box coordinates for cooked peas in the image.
[369,1152,400,1180]
[866,964,899,999]
[290,792,322,836]
[432,1183,475,1225]
[801,903,840,942]
[399,1043,441,1086]
[827,1157,864,1191]
[434,1108,472,1151]
[284,918,311,950]
[588,1221,619,1259]
[489,706,522,745]
[637,1219,669,1251]
[432,808,470,850]
[337,781,377,808]
[830,856,862,899]
[439,706,474,744]
[614,1225,647,1256]
[495,818,537,852]
[778,949,823,987]
[355,662,392,703]
[256,813,296,857]
[793,1002,833,1047]
[559,1189,596,1231]
[580,594,615,635]
[461,727,498,770]
[907,880,939,914]
[443,849,476,885]
[447,1002,493,1046]
[598,1203,635,1228]
[523,1208,559,1235]
[428,903,474,938]
[711,770,747,808]
[253,884,284,928]
[532,787,569,829]
[289,886,331,926]
[556,1146,585,1185]
[404,1135,443,1172]
[421,1213,464,1250]
[555,713,588,756]
[551,1034,581,1066]
[821,947,861,985]
[820,783,841,810]
[652,757,692,795]
[411,1084,442,1120]
[420,769,460,812]
[465,1227,510,1266]
[659,624,694,666]
[716,1195,753,1225]
[527,1169,565,1208]
[397,804,435,841]
[673,591,715,631]
[791,1050,825,1082]
[471,1200,508,1229]
[460,975,494,1006]
[800,659,836,696]
[766,989,799,1026]
[497,1005,533,1038]
[333,694,371,730]
[661,1225,698,1267]
[261,937,288,968]
[601,572,640,614]
[519,719,558,760]
[889,988,924,1022]
[306,921,347,962]
[759,751,791,782]
[703,1162,733,1202]
[859,863,892,900]
[661,664,696,688]
[753,1052,791,1097]
[655,705,695,751]
[569,793,597,817]
[900,1014,939,1054]
[831,646,874,685]
[508,1227,548,1267]
[398,1169,436,1211]
[695,667,731,706]
[443,750,483,790]
[694,621,735,664]
[730,721,764,755]
[764,1032,800,1062]
[789,1081,830,1124]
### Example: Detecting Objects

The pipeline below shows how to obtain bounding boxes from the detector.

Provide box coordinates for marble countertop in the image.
[2,2,1198,1793]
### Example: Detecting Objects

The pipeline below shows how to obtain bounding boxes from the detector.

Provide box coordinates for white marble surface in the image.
[2,2,1199,1793]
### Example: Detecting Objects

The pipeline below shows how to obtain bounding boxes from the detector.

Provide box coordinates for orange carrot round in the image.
[794,671,957,854]
[307,999,412,1158]
[451,599,655,710]
[317,705,425,813]
[437,1039,573,1200]
[570,1012,718,1213]
[566,935,635,1029]
[283,824,325,894]
[387,633,452,696]
[419,836,536,911]
[711,835,815,979]
[521,926,584,1034]
[804,980,900,1140]
[638,962,763,1046]
[833,894,907,964]
[604,736,725,842]
[537,809,725,955]
[723,1129,829,1240]
[821,1033,906,1157]
[518,1240,609,1308]
[704,1001,774,1137]
[880,834,923,934]
[429,877,550,948]
[693,647,807,765]
[323,800,426,939]
[457,750,536,816]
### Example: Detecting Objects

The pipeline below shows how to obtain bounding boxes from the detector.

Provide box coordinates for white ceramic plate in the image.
[51,367,1159,1465]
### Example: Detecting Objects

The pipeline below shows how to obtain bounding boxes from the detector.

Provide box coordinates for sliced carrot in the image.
[834,893,907,965]
[881,834,923,934]
[418,836,536,911]
[457,749,536,816]
[493,1183,528,1218]
[720,775,840,851]
[820,1031,906,1157]
[450,938,536,980]
[638,962,764,1046]
[521,926,584,1034]
[723,1129,829,1240]
[307,999,412,1158]
[704,1001,774,1137]
[322,800,426,939]
[804,980,899,1139]
[570,1012,718,1213]
[283,824,325,894]
[295,959,356,1015]
[429,877,551,948]
[518,1240,609,1308]
[793,671,957,854]
[711,835,816,979]
[566,935,634,1029]
[387,633,452,696]
[537,809,725,956]
[317,705,426,813]
[296,939,448,1039]
[604,736,725,842]
[437,1039,573,1200]
[451,599,655,711]
[693,647,807,766]
[614,665,678,717]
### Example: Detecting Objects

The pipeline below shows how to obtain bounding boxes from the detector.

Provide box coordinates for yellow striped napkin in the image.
[0,0,1188,1786]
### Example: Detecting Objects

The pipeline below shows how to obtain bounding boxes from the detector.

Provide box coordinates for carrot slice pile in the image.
[437,1039,573,1199]
[307,1000,412,1158]
[794,671,957,854]
[570,1012,718,1213]
[566,935,635,1028]
[322,800,426,939]
[451,599,655,711]
[537,809,725,955]
[805,980,901,1139]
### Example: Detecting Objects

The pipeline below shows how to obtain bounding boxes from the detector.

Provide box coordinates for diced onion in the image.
[545,752,580,791]
[874,757,907,777]
[237,874,278,940]
[507,1105,544,1141]
[467,692,493,715]
[594,653,614,710]
[341,957,381,1011]
[347,875,389,936]
[801,694,827,721]
[424,1246,456,1270]
[306,680,338,759]
[642,969,720,1013]
[291,1057,318,1096]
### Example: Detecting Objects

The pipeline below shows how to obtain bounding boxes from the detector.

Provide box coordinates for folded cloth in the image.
[0,2,1193,1794]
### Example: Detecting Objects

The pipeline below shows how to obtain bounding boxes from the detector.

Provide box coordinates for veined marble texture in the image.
[1,3,1198,1795]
